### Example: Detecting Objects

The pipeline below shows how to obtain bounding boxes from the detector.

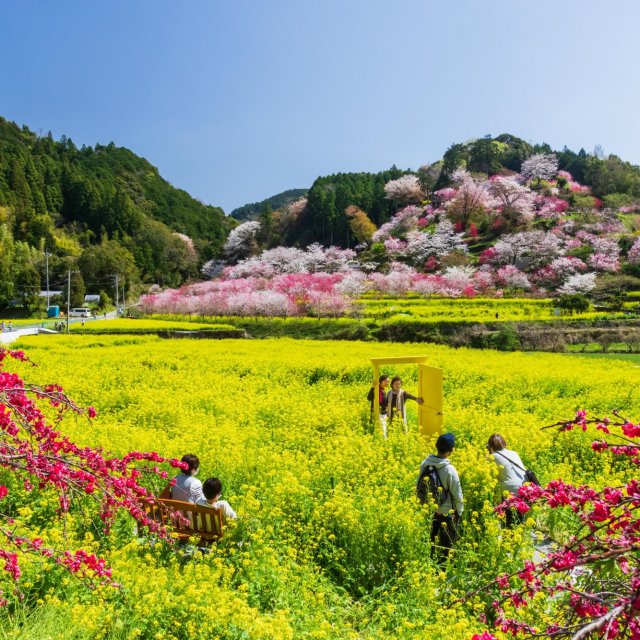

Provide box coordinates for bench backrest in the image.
[141,498,223,542]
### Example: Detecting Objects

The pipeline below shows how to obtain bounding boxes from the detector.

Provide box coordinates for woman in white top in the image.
[487,434,526,528]
[171,454,206,504]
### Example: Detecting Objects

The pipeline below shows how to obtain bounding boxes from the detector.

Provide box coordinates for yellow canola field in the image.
[2,335,638,640]
[359,296,630,323]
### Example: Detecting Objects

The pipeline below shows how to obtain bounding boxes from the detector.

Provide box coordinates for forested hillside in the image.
[254,134,640,250]
[230,188,308,221]
[0,117,231,308]
[4,118,640,312]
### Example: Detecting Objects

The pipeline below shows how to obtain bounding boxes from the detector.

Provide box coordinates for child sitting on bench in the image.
[196,478,237,523]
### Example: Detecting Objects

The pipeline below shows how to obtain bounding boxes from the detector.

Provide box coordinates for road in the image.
[0,311,120,344]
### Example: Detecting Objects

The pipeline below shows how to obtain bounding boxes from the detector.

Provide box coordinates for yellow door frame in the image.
[370,356,443,437]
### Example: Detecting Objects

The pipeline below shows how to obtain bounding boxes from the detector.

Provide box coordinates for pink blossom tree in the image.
[445,170,491,229]
[495,265,532,290]
[487,176,536,224]
[372,206,423,242]
[628,238,640,265]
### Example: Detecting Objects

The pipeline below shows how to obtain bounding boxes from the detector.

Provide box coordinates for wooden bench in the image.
[139,496,224,546]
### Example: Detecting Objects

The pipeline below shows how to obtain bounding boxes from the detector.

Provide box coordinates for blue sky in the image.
[3,0,640,213]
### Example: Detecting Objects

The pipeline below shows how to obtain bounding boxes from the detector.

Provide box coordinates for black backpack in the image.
[416,464,449,506]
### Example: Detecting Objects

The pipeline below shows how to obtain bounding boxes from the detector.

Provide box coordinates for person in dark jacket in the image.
[367,375,390,437]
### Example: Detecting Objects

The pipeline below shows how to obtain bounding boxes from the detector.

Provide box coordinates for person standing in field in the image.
[417,432,463,562]
[367,374,390,437]
[487,433,526,527]
[171,454,206,504]
[386,376,424,431]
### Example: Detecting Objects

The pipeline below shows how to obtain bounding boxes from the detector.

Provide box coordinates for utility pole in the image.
[45,248,50,309]
[66,270,71,334]
[114,274,119,314]
[121,281,126,315]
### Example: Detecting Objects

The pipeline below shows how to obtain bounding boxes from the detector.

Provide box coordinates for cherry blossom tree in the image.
[487,176,536,223]
[520,153,559,182]
[557,272,597,295]
[335,272,369,297]
[383,237,407,255]
[403,220,467,265]
[445,170,492,229]
[587,238,621,273]
[223,221,261,263]
[495,265,532,290]
[201,259,227,279]
[368,263,416,296]
[491,232,564,269]
[532,257,587,288]
[372,206,423,242]
[383,175,423,204]
[628,238,640,265]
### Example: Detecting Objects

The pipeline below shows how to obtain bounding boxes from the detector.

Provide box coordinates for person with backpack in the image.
[416,432,463,561]
[367,375,390,437]
[487,433,526,528]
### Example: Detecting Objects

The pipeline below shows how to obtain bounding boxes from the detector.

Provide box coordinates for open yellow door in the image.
[418,364,443,437]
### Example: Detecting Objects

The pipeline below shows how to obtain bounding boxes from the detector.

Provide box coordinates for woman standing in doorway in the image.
[386,376,424,432]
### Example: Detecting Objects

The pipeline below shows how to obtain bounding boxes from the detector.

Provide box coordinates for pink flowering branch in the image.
[469,411,640,639]
[0,348,186,604]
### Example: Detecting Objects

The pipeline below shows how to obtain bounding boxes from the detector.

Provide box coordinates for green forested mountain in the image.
[286,167,407,247]
[0,117,231,307]
[230,188,308,221]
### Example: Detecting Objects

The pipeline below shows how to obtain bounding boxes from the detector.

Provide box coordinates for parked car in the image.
[69,308,91,318]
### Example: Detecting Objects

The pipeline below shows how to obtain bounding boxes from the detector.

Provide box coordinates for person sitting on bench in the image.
[196,477,237,523]
[171,454,206,504]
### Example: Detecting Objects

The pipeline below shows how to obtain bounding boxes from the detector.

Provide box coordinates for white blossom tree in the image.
[520,153,559,182]
[557,272,597,294]
[383,175,423,204]
[403,220,467,265]
[223,221,261,263]
[491,231,564,269]
[201,259,227,279]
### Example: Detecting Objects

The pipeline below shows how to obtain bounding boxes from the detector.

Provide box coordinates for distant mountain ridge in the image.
[230,188,308,221]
